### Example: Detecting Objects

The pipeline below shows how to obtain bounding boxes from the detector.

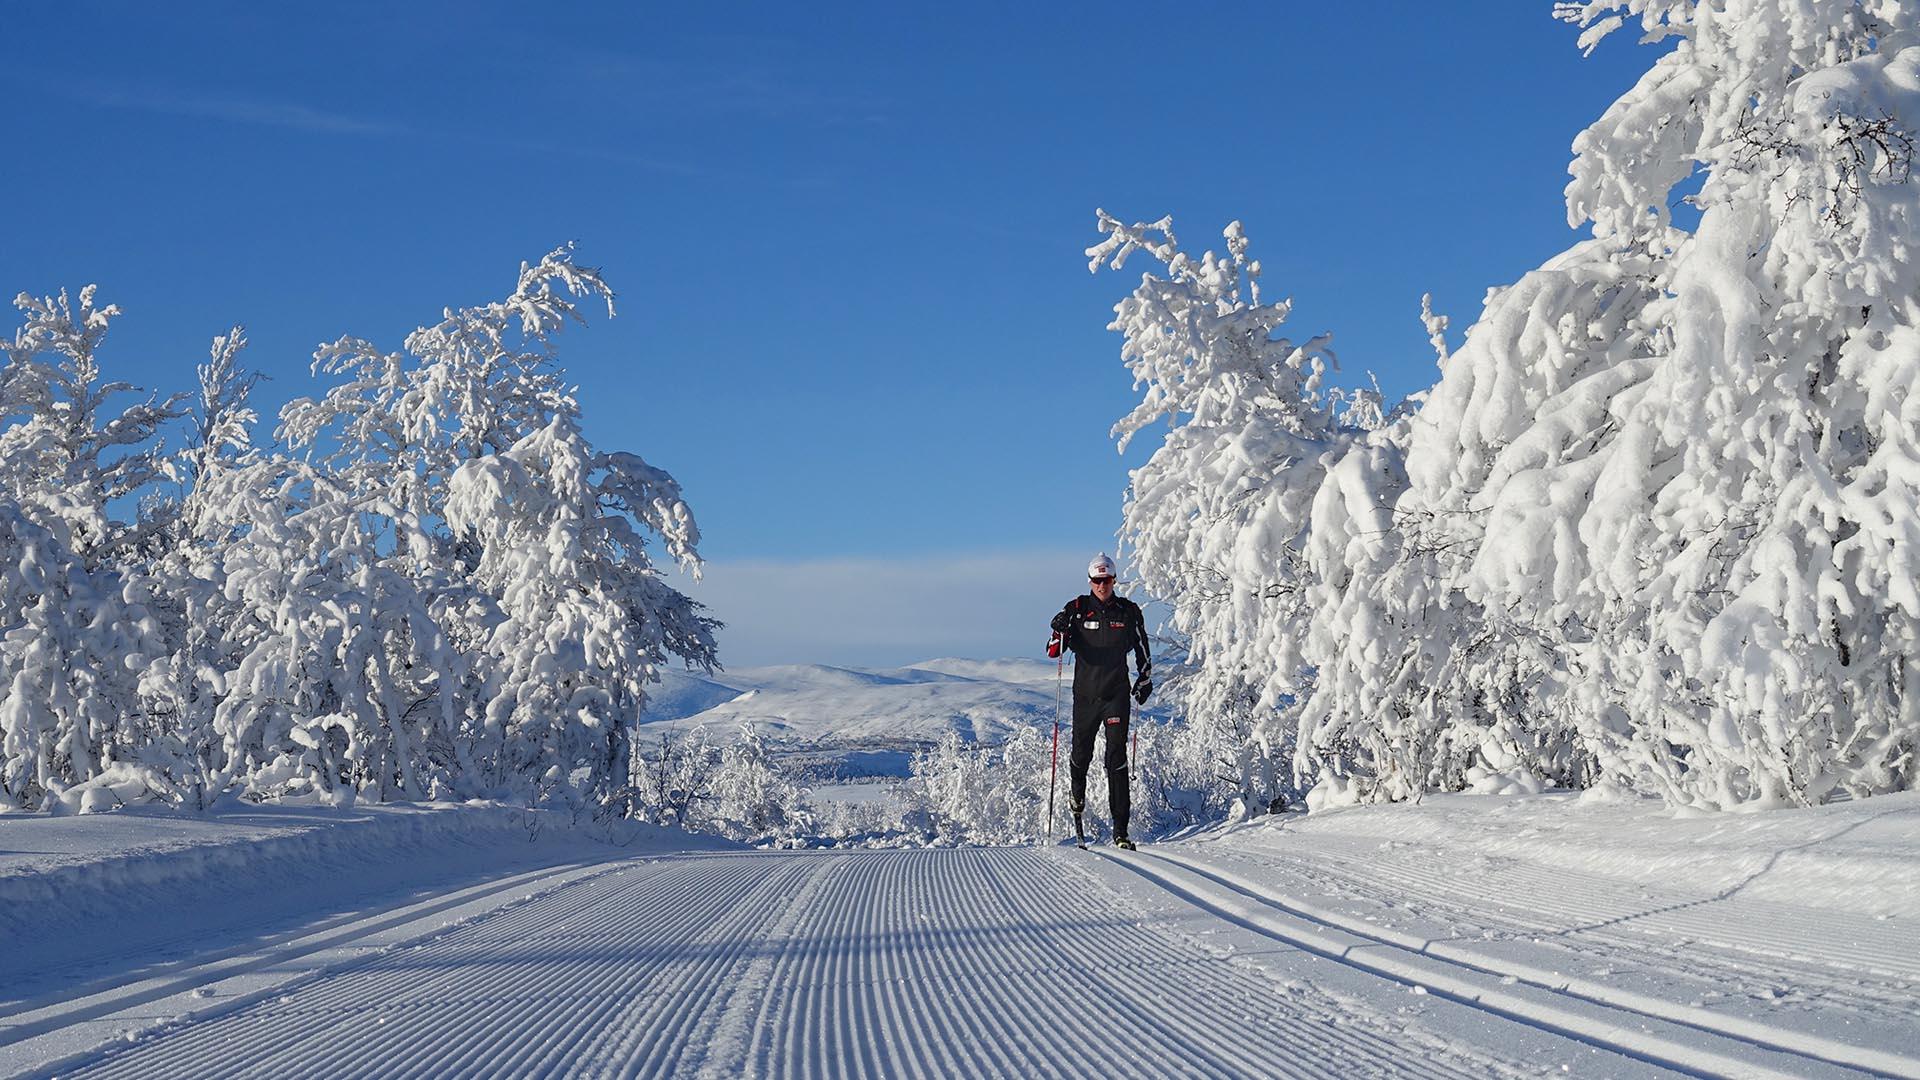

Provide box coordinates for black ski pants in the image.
[1069,711,1130,838]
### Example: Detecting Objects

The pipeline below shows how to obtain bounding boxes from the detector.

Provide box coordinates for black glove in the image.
[1050,610,1072,634]
[1132,672,1152,704]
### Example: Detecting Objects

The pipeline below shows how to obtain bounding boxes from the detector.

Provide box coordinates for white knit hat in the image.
[1087,553,1117,579]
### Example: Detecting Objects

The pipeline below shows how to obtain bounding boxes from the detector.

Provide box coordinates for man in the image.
[1049,553,1151,849]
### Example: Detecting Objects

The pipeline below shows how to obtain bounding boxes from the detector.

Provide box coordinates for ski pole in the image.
[1048,716,1061,841]
[1047,632,1063,842]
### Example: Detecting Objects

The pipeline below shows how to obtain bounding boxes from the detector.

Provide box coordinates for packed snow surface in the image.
[1,790,1914,1078]
[0,802,732,1012]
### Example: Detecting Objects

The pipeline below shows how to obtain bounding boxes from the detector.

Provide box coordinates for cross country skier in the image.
[1048,553,1151,849]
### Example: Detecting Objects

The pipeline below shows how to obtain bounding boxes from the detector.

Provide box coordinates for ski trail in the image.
[40,855,820,1080]
[714,848,1536,1080]
[0,857,614,1055]
[32,847,1708,1079]
[1097,848,1899,1080]
[1237,836,1918,980]
[1186,836,1920,1068]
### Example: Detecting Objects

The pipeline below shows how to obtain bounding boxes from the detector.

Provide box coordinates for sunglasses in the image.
[1089,576,1116,585]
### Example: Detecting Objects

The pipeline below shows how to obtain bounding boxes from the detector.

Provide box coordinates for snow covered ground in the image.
[2,791,1913,1078]
[1147,790,1920,1078]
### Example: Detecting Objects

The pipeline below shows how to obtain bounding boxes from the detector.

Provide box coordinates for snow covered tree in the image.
[130,330,267,808]
[283,246,718,808]
[1305,1,1920,808]
[1423,1,1920,807]
[0,250,718,814]
[445,413,715,804]
[0,288,182,810]
[1299,259,1646,807]
[0,286,186,562]
[1102,4,1920,812]
[197,456,452,805]
[1089,211,1380,813]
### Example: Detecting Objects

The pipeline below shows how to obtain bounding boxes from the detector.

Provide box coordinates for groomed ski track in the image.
[4,846,1893,1079]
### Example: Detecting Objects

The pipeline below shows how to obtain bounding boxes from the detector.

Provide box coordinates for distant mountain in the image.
[637,658,1065,748]
[640,669,750,723]
[905,658,1060,685]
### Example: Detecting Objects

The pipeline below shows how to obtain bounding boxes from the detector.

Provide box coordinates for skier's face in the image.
[1090,576,1115,600]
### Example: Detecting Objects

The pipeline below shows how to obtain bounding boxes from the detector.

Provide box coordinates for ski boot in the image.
[1069,797,1087,849]
[1114,835,1137,851]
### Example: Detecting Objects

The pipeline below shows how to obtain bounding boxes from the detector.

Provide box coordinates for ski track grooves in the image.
[1237,838,1920,1030]
[45,855,817,1080]
[25,847,1569,1080]
[0,857,627,1069]
[722,848,1505,1080]
[1104,848,1910,1080]
[1201,841,1920,1072]
[1240,837,1919,984]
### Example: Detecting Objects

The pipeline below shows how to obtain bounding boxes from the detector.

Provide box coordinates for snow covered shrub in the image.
[706,724,810,840]
[898,725,1181,844]
[809,794,899,844]
[901,728,1055,845]
[1143,648,1286,822]
[624,726,718,829]
[623,723,808,842]
[0,504,164,810]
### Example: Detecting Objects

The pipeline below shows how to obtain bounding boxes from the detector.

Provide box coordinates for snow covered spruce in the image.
[1099,0,1920,813]
[0,247,740,817]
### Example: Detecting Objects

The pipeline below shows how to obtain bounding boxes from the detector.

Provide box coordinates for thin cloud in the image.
[46,78,403,136]
[571,52,890,127]
[433,132,733,181]
[26,73,732,180]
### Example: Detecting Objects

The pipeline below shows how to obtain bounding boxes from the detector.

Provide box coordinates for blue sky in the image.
[5,4,1659,667]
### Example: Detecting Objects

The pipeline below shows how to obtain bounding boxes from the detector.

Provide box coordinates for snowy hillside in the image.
[640,658,1066,750]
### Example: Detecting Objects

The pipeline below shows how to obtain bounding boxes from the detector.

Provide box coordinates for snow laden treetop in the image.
[0,246,720,814]
[1101,0,1920,812]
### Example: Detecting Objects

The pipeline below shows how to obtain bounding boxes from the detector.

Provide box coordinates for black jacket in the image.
[1057,594,1149,715]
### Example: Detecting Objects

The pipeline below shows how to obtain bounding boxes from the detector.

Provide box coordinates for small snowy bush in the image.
[623,723,809,842]
[900,729,1052,845]
[897,725,1193,845]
